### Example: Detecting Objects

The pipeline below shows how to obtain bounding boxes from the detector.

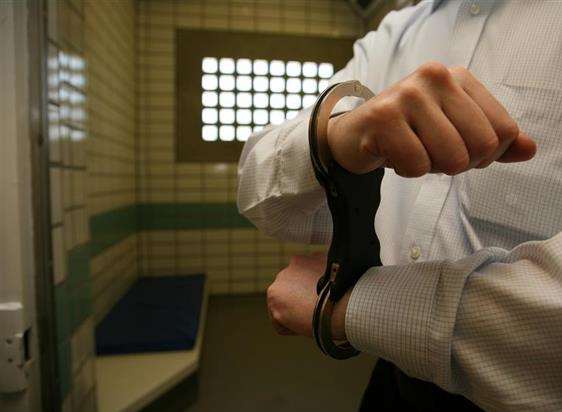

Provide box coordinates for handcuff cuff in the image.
[309,81,384,360]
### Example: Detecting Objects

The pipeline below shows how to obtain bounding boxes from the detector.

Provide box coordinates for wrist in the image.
[331,289,351,340]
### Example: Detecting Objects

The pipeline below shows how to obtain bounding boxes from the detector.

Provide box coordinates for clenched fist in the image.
[327,62,537,176]
[266,253,349,340]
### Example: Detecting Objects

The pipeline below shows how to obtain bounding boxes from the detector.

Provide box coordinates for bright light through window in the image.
[202,125,218,141]
[201,56,334,142]
[237,92,252,108]
[202,91,218,107]
[219,92,235,107]
[202,57,218,73]
[219,58,235,74]
[220,125,235,141]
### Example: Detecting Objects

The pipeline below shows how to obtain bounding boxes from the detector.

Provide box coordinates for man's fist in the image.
[327,61,537,176]
[266,253,350,340]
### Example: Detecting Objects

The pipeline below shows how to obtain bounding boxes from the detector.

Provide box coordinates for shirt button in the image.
[470,3,481,15]
[410,246,421,261]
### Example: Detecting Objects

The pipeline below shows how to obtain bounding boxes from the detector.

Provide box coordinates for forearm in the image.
[345,232,562,411]
[237,110,332,243]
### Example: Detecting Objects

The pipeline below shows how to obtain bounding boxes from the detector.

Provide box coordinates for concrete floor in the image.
[187,294,376,412]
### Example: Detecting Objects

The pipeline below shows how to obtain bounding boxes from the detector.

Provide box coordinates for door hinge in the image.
[0,302,33,394]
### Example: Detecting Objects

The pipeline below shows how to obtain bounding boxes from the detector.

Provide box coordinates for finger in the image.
[266,301,295,335]
[449,67,535,166]
[365,116,432,178]
[405,92,469,175]
[272,321,296,336]
[328,107,385,174]
[497,132,537,163]
[439,75,499,169]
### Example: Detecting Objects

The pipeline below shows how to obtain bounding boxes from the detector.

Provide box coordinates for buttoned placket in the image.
[401,0,494,263]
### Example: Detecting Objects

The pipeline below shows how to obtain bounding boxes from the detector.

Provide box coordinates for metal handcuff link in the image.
[309,81,384,360]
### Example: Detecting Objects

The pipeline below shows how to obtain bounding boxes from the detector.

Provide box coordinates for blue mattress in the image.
[96,274,206,355]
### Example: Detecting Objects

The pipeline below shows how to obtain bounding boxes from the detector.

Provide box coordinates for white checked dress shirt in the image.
[237,1,562,410]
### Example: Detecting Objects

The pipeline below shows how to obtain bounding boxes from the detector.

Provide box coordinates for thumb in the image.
[327,111,384,174]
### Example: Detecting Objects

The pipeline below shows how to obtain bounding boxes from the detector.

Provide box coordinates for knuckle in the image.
[289,255,301,266]
[271,310,283,324]
[266,284,274,300]
[359,137,377,157]
[473,136,499,158]
[448,65,469,78]
[497,120,519,142]
[418,61,451,84]
[371,98,401,121]
[400,83,425,103]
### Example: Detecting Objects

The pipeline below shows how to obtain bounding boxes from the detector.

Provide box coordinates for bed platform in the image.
[95,275,207,412]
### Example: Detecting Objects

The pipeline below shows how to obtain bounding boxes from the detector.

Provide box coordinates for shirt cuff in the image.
[277,113,323,213]
[345,261,443,381]
[345,250,500,388]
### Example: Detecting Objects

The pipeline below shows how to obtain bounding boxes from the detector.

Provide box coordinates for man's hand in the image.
[266,253,350,340]
[327,62,537,176]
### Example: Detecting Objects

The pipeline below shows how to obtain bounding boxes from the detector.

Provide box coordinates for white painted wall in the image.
[0,1,42,411]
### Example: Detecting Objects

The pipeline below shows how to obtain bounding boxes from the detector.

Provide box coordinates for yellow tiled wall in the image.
[136,0,363,294]
[47,0,136,410]
[84,0,138,324]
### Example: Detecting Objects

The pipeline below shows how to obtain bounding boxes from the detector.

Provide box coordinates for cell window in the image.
[236,75,252,92]
[202,125,218,141]
[253,125,264,133]
[302,62,318,77]
[270,77,285,93]
[302,94,317,108]
[286,78,301,93]
[219,125,235,141]
[202,74,218,90]
[202,91,219,107]
[303,78,317,94]
[219,57,235,74]
[286,94,301,110]
[237,126,253,142]
[253,93,269,108]
[236,109,252,125]
[219,75,235,91]
[253,109,269,125]
[236,92,252,108]
[286,110,299,120]
[270,60,285,76]
[219,92,235,108]
[319,79,330,92]
[237,58,253,75]
[270,110,285,125]
[202,57,218,73]
[286,61,301,77]
[270,94,285,109]
[202,108,218,124]
[253,76,269,92]
[318,63,334,78]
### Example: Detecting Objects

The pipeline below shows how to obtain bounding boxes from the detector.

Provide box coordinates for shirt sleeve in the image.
[345,231,562,411]
[237,5,427,244]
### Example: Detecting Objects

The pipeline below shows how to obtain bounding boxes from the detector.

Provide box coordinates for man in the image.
[237,0,562,410]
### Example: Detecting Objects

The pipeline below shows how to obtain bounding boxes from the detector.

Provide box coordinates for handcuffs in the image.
[309,81,384,360]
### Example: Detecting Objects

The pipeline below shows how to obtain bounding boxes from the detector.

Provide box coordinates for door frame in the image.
[0,1,59,411]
